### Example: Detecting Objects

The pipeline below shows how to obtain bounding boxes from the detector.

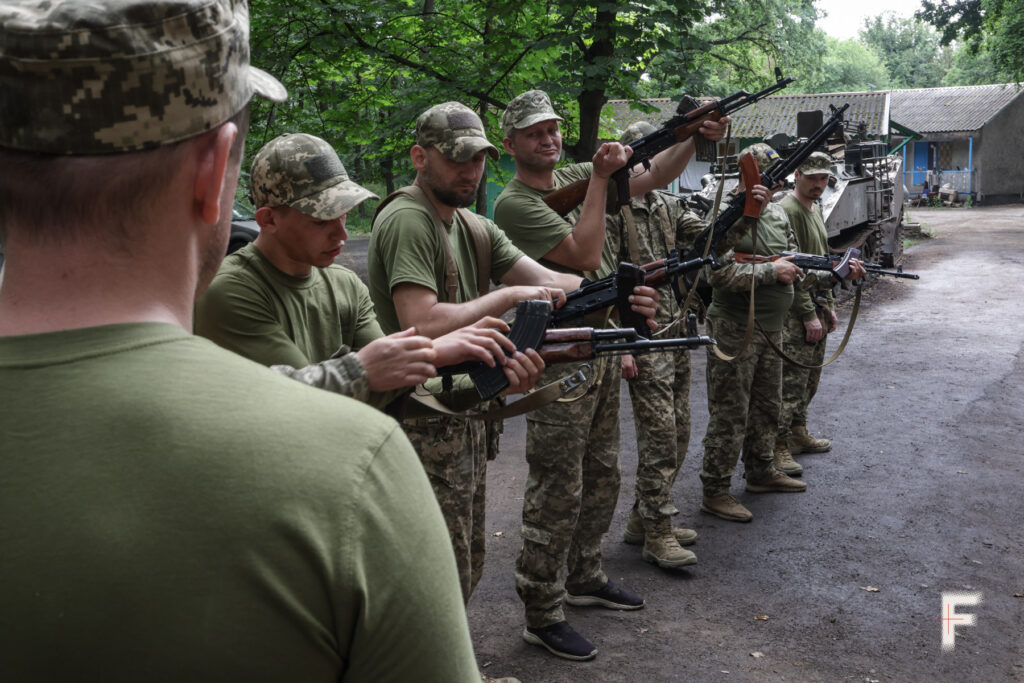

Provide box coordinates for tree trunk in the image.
[382,156,395,196]
[566,6,617,162]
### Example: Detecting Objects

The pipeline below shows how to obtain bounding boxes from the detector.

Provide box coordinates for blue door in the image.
[912,141,929,186]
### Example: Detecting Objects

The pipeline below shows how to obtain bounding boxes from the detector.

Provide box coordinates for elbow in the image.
[582,256,602,272]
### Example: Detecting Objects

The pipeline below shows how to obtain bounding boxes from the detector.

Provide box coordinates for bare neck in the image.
[0,233,201,337]
[793,191,816,211]
[512,164,557,192]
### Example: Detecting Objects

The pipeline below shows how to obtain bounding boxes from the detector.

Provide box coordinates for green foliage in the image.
[859,14,953,88]
[787,35,890,93]
[918,0,1024,82]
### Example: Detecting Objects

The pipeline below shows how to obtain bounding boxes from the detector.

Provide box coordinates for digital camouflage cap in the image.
[416,102,498,163]
[501,90,564,137]
[251,134,379,221]
[0,0,286,155]
[739,142,780,173]
[798,151,833,176]
[620,121,656,146]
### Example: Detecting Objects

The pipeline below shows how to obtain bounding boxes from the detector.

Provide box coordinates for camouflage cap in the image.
[250,134,378,220]
[739,142,781,173]
[501,90,564,137]
[620,121,656,146]
[0,0,287,155]
[416,102,498,163]
[798,151,833,176]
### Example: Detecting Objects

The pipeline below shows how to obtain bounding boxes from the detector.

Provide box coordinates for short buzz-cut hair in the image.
[0,108,250,250]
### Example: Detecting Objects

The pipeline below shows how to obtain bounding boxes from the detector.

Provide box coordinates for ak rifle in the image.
[734,247,920,280]
[679,102,851,292]
[542,69,796,217]
[439,300,715,400]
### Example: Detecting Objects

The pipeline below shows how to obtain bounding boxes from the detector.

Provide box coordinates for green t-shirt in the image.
[0,323,478,682]
[367,192,524,335]
[707,201,797,332]
[493,162,593,274]
[780,192,836,319]
[196,243,381,367]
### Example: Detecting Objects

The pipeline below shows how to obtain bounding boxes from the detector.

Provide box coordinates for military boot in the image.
[623,508,698,546]
[773,438,803,476]
[641,517,697,568]
[789,425,831,454]
[700,493,753,522]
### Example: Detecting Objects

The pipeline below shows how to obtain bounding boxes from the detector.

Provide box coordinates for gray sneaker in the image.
[700,493,753,522]
[746,471,808,493]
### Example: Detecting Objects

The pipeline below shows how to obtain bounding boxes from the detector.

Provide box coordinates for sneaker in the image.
[789,425,831,454]
[623,508,698,546]
[565,579,645,610]
[773,439,803,476]
[700,493,753,522]
[642,518,698,569]
[746,470,808,493]
[522,621,597,661]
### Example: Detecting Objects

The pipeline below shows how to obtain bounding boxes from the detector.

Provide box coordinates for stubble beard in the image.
[423,166,476,209]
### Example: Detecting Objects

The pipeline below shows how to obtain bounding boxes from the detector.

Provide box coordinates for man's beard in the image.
[423,167,476,208]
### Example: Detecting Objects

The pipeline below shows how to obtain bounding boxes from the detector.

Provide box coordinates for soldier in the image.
[0,1,480,681]
[611,122,705,569]
[196,132,523,412]
[698,143,811,523]
[493,91,727,660]
[367,102,658,613]
[775,152,843,471]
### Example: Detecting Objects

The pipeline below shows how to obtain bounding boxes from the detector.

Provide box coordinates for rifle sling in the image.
[757,284,862,368]
[404,364,594,420]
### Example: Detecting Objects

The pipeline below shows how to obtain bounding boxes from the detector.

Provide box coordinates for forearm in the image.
[271,350,370,403]
[706,252,778,291]
[401,288,518,338]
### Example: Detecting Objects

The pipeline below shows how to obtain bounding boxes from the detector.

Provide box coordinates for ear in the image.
[502,135,515,156]
[253,206,277,231]
[193,122,238,226]
[410,144,428,172]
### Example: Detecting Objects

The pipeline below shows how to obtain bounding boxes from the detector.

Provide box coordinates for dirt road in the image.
[467,205,1024,682]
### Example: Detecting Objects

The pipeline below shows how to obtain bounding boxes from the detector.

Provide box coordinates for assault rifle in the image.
[542,69,796,217]
[440,300,715,400]
[679,103,851,292]
[549,254,713,335]
[734,247,920,280]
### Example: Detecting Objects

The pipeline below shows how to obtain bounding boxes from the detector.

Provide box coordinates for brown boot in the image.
[746,469,807,493]
[789,425,831,454]
[641,517,697,568]
[623,508,698,546]
[700,493,753,522]
[773,438,803,476]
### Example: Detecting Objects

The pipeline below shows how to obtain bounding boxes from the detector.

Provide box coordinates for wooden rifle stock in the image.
[738,153,765,217]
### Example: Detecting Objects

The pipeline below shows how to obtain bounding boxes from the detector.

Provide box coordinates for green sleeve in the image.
[349,278,386,350]
[484,217,525,281]
[493,163,593,261]
[195,272,310,368]
[340,425,480,682]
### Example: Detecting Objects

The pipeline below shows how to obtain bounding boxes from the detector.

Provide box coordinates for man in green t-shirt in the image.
[492,89,728,661]
[367,101,659,612]
[0,3,479,681]
[196,132,521,413]
[775,152,851,468]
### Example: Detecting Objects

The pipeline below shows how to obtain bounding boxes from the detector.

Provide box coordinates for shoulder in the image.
[554,162,592,186]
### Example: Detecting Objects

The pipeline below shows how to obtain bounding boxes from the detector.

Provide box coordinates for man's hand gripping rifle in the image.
[542,69,795,217]
[441,293,715,401]
[734,247,920,280]
[679,103,852,294]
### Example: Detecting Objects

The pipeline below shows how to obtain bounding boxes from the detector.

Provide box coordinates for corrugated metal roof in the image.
[607,92,889,140]
[889,83,1023,133]
[604,97,715,137]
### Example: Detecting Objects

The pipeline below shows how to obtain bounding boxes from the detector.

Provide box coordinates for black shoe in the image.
[522,621,597,661]
[564,579,645,610]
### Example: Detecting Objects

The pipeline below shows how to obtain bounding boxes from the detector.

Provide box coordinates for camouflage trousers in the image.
[626,347,691,523]
[778,312,825,435]
[700,316,783,496]
[515,359,621,628]
[404,415,486,604]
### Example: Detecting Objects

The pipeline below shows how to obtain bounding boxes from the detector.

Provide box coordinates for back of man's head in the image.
[0,0,285,244]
